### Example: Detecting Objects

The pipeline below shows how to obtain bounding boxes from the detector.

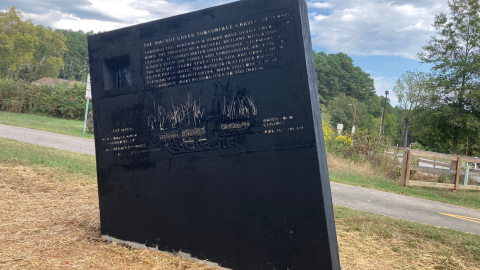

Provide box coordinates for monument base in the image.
[102,235,232,270]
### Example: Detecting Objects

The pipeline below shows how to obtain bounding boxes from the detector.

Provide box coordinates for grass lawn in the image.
[0,138,96,177]
[0,139,480,269]
[0,111,93,139]
[328,154,480,209]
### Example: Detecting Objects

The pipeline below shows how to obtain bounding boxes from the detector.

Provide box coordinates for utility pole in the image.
[348,103,357,133]
[380,90,389,137]
[379,108,383,137]
[466,136,469,156]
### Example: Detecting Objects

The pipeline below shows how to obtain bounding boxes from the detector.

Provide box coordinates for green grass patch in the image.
[334,205,480,265]
[0,111,93,139]
[330,167,480,209]
[0,138,96,177]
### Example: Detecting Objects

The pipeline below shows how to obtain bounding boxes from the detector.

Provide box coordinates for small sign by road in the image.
[83,74,91,134]
[337,123,343,135]
[85,73,92,99]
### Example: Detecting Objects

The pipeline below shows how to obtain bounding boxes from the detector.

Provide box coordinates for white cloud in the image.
[308,0,447,59]
[10,0,237,32]
[7,0,449,60]
[308,2,333,9]
[55,18,128,33]
[373,76,398,105]
[313,14,328,21]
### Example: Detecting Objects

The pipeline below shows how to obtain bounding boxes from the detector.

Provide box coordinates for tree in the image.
[21,25,67,81]
[327,94,369,133]
[417,0,480,155]
[393,70,431,147]
[60,29,93,81]
[0,6,37,79]
[314,51,376,103]
[0,7,67,81]
[312,51,400,136]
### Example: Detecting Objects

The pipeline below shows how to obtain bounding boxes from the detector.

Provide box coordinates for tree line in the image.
[316,0,480,157]
[314,51,401,144]
[393,0,480,156]
[0,6,93,82]
[2,1,480,156]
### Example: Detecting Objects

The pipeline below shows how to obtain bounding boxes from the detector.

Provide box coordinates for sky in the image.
[1,0,449,103]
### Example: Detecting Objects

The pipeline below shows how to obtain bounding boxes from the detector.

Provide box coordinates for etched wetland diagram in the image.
[100,86,305,159]
[143,88,258,155]
[146,93,206,131]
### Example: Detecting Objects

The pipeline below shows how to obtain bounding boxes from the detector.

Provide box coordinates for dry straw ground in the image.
[327,154,377,176]
[1,162,479,269]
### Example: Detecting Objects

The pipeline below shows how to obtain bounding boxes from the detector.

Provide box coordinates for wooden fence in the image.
[388,147,480,191]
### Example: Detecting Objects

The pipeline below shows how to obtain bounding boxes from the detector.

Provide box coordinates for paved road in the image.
[0,124,95,155]
[1,124,479,234]
[392,153,450,169]
[332,183,480,235]
[418,157,450,169]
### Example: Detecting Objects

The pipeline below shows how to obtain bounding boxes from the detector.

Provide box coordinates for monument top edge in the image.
[88,0,305,38]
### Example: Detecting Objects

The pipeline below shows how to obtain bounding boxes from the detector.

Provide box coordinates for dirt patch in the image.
[0,163,479,269]
[336,219,476,269]
[0,164,218,269]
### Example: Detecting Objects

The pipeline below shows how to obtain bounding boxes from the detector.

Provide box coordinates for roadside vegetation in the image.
[324,122,480,209]
[328,154,480,209]
[1,139,479,269]
[0,79,91,120]
[0,78,93,138]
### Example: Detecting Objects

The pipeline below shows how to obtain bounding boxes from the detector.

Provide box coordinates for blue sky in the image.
[1,0,448,103]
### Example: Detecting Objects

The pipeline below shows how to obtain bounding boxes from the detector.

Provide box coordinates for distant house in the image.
[33,78,79,87]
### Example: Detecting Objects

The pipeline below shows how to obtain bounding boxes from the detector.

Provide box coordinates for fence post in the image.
[394,146,399,164]
[454,157,461,191]
[434,158,436,169]
[400,152,406,185]
[400,149,410,186]
[405,149,412,186]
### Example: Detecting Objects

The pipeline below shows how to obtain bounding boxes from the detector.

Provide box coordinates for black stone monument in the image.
[88,0,340,269]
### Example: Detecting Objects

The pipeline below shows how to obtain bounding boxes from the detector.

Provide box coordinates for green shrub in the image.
[0,79,91,119]
[0,80,39,113]
[410,142,428,166]
[333,130,389,163]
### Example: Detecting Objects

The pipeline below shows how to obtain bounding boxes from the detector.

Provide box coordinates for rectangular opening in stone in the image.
[103,55,132,90]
